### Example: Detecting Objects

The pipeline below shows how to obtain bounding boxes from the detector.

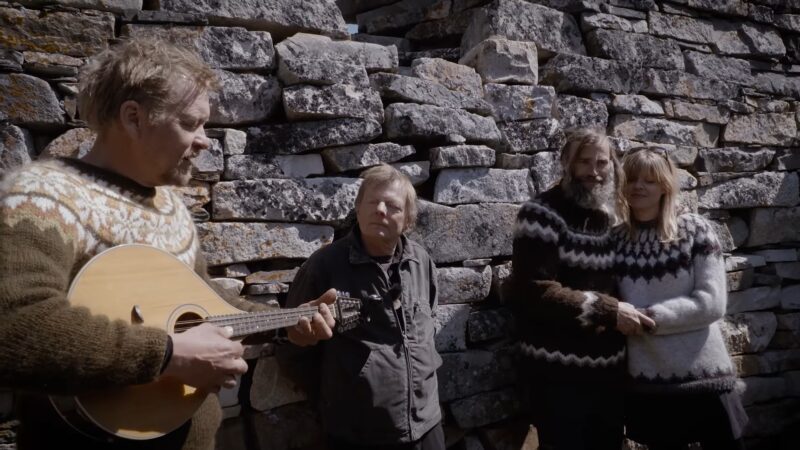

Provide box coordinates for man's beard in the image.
[163,157,194,186]
[561,172,616,215]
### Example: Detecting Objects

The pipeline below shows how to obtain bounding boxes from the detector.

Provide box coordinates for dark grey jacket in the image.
[276,228,441,445]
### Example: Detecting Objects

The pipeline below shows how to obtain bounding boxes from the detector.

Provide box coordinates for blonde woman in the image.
[614,147,748,450]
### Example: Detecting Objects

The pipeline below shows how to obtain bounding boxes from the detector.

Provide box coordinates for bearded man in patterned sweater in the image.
[509,129,655,450]
[0,38,334,450]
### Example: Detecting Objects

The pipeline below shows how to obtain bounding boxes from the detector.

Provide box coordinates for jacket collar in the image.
[347,225,417,265]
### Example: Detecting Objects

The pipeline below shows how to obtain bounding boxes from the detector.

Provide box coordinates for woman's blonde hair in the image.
[356,164,418,231]
[78,37,218,131]
[559,128,627,225]
[621,147,680,242]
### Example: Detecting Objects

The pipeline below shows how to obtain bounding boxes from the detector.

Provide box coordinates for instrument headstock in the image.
[332,290,362,333]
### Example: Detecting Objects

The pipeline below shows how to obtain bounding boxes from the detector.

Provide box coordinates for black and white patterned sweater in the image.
[509,185,625,384]
[614,213,737,394]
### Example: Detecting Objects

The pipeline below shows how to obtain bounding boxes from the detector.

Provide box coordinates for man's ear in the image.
[119,100,143,138]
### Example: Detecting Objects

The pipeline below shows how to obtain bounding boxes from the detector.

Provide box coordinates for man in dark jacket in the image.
[278,164,443,450]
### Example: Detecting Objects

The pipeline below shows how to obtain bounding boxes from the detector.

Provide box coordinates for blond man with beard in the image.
[508,129,654,450]
[0,37,335,450]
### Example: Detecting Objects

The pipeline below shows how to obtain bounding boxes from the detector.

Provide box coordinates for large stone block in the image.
[450,388,522,429]
[728,286,782,314]
[663,100,730,125]
[484,84,555,123]
[224,154,324,180]
[279,57,369,88]
[0,74,64,130]
[610,115,719,147]
[430,145,496,170]
[698,172,799,209]
[433,168,535,205]
[733,349,800,377]
[468,308,512,343]
[0,6,114,57]
[721,312,778,355]
[369,72,491,115]
[392,161,430,186]
[409,201,520,263]
[411,57,483,97]
[752,72,800,98]
[322,142,415,172]
[438,350,515,402]
[642,69,739,101]
[39,127,95,159]
[356,0,451,35]
[212,178,361,224]
[283,84,383,123]
[580,12,647,33]
[437,265,492,305]
[740,377,787,406]
[22,51,82,77]
[723,113,797,147]
[405,8,475,42]
[198,222,334,266]
[275,32,398,73]
[586,28,683,70]
[209,71,281,126]
[156,0,348,38]
[461,0,586,58]
[246,118,382,155]
[698,148,775,173]
[611,95,664,116]
[540,53,643,94]
[0,124,34,175]
[458,37,538,85]
[555,95,608,131]
[435,303,470,352]
[384,103,502,146]
[122,25,274,71]
[190,138,224,180]
[747,208,800,247]
[683,51,754,85]
[780,284,800,310]
[499,119,564,153]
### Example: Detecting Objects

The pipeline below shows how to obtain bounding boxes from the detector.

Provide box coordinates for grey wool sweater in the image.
[614,213,737,394]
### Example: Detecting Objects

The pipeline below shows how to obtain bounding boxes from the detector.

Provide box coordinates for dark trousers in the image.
[527,383,624,450]
[326,422,445,450]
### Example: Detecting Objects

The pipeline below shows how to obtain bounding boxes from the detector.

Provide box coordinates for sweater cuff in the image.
[160,335,173,374]
[577,291,618,331]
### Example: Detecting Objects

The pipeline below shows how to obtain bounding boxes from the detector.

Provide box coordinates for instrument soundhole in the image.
[173,312,205,334]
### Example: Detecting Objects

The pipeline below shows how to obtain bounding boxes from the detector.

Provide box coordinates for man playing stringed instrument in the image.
[0,37,335,450]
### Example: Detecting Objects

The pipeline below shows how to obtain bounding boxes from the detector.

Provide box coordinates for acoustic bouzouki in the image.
[49,244,361,442]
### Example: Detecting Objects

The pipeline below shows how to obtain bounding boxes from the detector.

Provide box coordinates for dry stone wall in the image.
[1,0,800,449]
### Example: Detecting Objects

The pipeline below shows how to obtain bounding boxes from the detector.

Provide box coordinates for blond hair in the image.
[78,37,218,131]
[356,164,418,231]
[621,147,680,242]
[559,129,627,224]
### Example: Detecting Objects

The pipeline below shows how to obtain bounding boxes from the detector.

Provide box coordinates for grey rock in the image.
[212,178,361,224]
[405,8,474,41]
[275,33,398,73]
[530,152,563,193]
[209,71,281,126]
[157,0,348,39]
[461,0,586,58]
[247,282,288,295]
[771,148,800,171]
[490,261,512,305]
[391,161,430,186]
[369,72,491,115]
[211,278,245,297]
[337,0,396,17]
[555,95,608,131]
[698,148,775,172]
[776,262,800,281]
[721,312,778,355]
[435,304,470,352]
[732,349,800,377]
[399,48,462,65]
[17,0,143,12]
[213,128,247,156]
[352,34,411,52]
[723,113,797,147]
[741,377,787,406]
[752,72,800,98]
[586,28,684,70]
[411,58,483,98]
[0,74,64,130]
[781,285,800,310]
[283,84,384,123]
[450,388,522,428]
[580,12,647,33]
[430,145,496,169]
[484,84,555,122]
[726,268,754,292]
[173,181,211,213]
[777,313,800,330]
[728,216,749,249]
[191,138,224,180]
[741,398,800,437]
[122,25,274,71]
[0,49,23,72]
[727,286,782,314]
[356,0,451,35]
[224,154,324,180]
[642,69,739,102]
[684,51,754,85]
[434,168,534,205]
[609,115,719,147]
[322,142,415,172]
[438,350,515,402]
[0,6,113,57]
[0,124,34,175]
[197,222,334,266]
[21,52,82,77]
[663,100,730,125]
[385,103,502,146]
[751,249,798,263]
[698,172,799,209]
[246,118,382,155]
[409,200,520,263]
[250,357,306,411]
[279,57,369,88]
[39,127,96,159]
[709,219,736,253]
[541,53,643,94]
[776,14,800,33]
[611,95,664,116]
[458,37,538,85]
[468,308,511,343]
[223,264,250,278]
[666,0,747,15]
[499,119,565,153]
[438,265,492,304]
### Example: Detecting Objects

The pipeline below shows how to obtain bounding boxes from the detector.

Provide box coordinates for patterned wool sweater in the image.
[509,185,625,384]
[0,158,253,450]
[614,213,737,394]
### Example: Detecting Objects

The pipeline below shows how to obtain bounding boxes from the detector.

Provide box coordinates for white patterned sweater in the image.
[614,213,737,394]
